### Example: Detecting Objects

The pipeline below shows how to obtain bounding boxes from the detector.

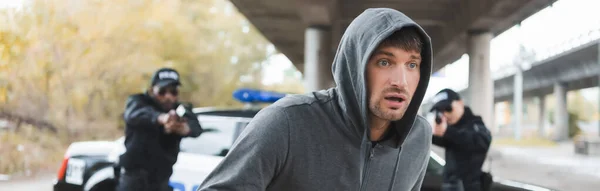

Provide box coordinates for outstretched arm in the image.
[198,106,290,191]
[123,95,163,127]
[443,123,491,152]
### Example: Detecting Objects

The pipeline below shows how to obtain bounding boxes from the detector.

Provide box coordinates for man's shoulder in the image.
[252,89,337,127]
[127,93,148,100]
[471,116,486,125]
[271,89,335,110]
[404,115,432,151]
[412,115,433,136]
[464,116,487,129]
[126,93,152,105]
[470,117,490,135]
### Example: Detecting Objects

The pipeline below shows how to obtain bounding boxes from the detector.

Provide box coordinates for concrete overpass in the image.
[495,39,598,141]
[421,39,600,141]
[492,40,600,103]
[230,0,555,127]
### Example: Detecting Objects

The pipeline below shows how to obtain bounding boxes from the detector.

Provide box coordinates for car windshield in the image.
[179,115,245,156]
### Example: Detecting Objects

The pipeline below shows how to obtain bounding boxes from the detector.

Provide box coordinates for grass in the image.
[0,125,66,176]
[492,137,558,147]
[0,123,121,177]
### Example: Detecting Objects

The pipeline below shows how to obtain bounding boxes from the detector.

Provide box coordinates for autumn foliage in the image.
[0,0,303,175]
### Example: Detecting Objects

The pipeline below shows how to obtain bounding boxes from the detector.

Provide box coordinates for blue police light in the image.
[232,88,287,103]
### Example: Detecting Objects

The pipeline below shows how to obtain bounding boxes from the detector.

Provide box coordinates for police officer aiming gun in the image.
[117,68,206,191]
[430,89,493,191]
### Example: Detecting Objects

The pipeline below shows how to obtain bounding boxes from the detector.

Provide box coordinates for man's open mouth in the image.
[384,96,405,102]
[384,96,405,110]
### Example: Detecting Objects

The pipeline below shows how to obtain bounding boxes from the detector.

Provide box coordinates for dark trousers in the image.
[116,169,173,191]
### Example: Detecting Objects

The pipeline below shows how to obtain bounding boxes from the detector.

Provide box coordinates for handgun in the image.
[175,104,186,121]
[435,111,443,125]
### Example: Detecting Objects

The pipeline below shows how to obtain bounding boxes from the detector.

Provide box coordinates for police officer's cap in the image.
[430,88,461,112]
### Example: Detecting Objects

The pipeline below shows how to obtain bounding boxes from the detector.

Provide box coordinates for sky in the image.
[0,0,23,9]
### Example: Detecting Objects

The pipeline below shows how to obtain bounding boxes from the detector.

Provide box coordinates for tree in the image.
[1,0,303,175]
[0,0,278,137]
[513,44,537,71]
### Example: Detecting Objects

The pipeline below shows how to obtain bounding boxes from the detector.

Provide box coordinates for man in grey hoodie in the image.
[199,8,433,191]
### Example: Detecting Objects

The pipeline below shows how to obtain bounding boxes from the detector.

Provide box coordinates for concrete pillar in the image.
[513,67,523,140]
[467,30,494,129]
[554,82,569,141]
[597,43,600,137]
[538,95,546,138]
[304,26,332,92]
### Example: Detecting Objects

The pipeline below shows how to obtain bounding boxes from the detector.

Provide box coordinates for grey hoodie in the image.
[198,8,433,191]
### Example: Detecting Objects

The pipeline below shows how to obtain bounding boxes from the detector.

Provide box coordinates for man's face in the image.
[152,84,179,110]
[367,45,421,121]
[441,100,464,125]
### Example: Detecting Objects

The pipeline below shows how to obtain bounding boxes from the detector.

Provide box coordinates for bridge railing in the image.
[492,27,600,80]
[538,27,600,61]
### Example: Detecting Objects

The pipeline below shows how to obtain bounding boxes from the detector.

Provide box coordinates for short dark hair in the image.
[378,27,423,53]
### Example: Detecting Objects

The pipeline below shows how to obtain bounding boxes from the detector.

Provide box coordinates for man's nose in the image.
[390,67,408,87]
[165,93,177,100]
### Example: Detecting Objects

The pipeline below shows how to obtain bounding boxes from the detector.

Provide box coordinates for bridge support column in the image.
[304,26,333,92]
[554,82,569,141]
[467,30,494,129]
[597,43,600,137]
[513,67,523,140]
[538,95,546,138]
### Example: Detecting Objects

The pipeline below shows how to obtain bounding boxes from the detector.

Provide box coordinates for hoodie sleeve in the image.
[123,95,163,128]
[442,123,491,152]
[198,106,289,191]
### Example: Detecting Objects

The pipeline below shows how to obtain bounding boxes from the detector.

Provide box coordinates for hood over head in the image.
[332,8,432,147]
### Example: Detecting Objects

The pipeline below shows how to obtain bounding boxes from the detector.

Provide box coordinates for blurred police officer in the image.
[117,68,205,191]
[430,89,493,191]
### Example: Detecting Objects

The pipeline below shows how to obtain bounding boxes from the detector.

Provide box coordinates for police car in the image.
[53,88,555,191]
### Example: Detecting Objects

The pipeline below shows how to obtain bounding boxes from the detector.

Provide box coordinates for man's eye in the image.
[409,63,418,69]
[377,60,390,67]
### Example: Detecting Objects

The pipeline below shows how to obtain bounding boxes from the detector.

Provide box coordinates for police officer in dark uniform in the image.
[117,68,205,191]
[430,89,493,191]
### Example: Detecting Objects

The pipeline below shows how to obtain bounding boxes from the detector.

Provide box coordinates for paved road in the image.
[489,143,600,191]
[0,173,54,191]
[433,142,600,191]
[2,143,599,191]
